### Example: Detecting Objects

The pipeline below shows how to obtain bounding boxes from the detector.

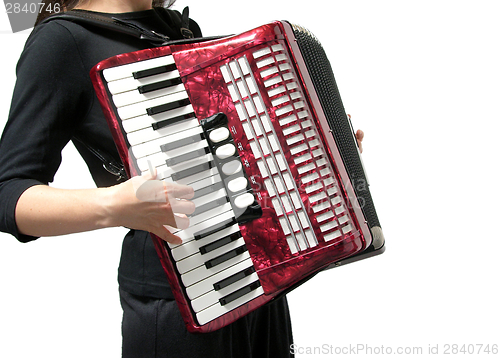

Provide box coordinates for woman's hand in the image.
[105,170,195,244]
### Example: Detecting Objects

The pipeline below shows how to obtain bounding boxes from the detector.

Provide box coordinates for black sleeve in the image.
[0,21,93,242]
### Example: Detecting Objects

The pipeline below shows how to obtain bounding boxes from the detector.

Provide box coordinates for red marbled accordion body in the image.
[91,21,372,333]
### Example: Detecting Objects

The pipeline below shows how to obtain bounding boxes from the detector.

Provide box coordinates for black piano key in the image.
[138,77,183,94]
[132,63,177,79]
[199,232,242,255]
[191,196,229,217]
[165,147,210,167]
[160,132,204,152]
[152,112,196,131]
[219,281,261,306]
[171,160,215,182]
[213,266,255,291]
[192,181,224,200]
[147,98,191,116]
[194,217,236,241]
[204,245,247,269]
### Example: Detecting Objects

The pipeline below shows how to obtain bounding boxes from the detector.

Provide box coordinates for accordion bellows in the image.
[91,21,385,333]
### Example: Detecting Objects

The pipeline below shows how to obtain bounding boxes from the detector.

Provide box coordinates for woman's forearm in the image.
[15,184,116,237]
[14,176,195,243]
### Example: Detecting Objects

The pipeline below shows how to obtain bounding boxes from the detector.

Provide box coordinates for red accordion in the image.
[91,21,385,333]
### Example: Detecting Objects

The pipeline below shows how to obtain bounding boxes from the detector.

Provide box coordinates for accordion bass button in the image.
[234,193,255,209]
[222,160,242,176]
[209,127,230,143]
[216,144,236,160]
[228,177,248,193]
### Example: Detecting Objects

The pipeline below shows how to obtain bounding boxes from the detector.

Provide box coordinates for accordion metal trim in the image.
[90,20,385,333]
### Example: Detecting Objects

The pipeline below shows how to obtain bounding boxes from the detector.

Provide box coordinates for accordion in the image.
[91,21,385,333]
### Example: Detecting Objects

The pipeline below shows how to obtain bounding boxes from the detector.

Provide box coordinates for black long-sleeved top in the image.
[0,8,201,299]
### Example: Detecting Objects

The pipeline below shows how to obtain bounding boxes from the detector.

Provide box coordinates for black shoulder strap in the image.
[39,7,198,45]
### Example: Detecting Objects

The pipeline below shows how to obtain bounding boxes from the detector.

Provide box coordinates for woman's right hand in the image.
[105,170,195,245]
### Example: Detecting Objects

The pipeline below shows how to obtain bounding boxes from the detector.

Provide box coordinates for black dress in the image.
[0,8,293,358]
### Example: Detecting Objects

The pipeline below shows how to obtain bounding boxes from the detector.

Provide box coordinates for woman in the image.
[0,0,296,357]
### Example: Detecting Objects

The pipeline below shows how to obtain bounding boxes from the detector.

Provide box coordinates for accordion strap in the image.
[40,7,196,45]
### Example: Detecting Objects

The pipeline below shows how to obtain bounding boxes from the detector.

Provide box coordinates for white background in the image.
[1,1,499,357]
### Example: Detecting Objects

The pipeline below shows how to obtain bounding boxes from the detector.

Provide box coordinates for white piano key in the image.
[282,173,294,190]
[294,152,312,165]
[256,56,275,68]
[185,257,254,300]
[290,192,302,209]
[182,250,251,289]
[153,153,214,180]
[220,65,231,83]
[189,202,233,227]
[289,143,308,155]
[176,237,247,275]
[244,99,256,117]
[121,105,196,133]
[117,90,189,120]
[279,217,291,235]
[305,182,323,194]
[297,163,315,175]
[286,236,299,254]
[196,285,264,326]
[103,55,175,82]
[301,172,319,184]
[173,209,235,244]
[229,61,240,79]
[281,195,292,213]
[184,257,254,301]
[286,133,305,146]
[271,94,289,108]
[342,224,353,234]
[268,85,285,98]
[238,57,250,75]
[305,229,318,247]
[236,79,249,98]
[107,70,181,95]
[252,47,271,59]
[190,174,222,192]
[263,76,282,88]
[282,124,300,136]
[317,211,334,223]
[275,153,286,171]
[192,187,227,209]
[296,233,308,251]
[275,104,293,117]
[170,224,239,261]
[324,230,342,242]
[260,66,279,78]
[264,179,276,197]
[191,272,260,313]
[312,200,331,213]
[112,83,186,108]
[242,122,254,140]
[338,215,349,225]
[272,198,283,216]
[272,44,284,52]
[309,191,327,204]
[132,123,202,159]
[320,221,338,233]
[166,166,220,186]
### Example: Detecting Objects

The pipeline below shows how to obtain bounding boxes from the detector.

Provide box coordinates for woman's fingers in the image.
[356,129,364,153]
